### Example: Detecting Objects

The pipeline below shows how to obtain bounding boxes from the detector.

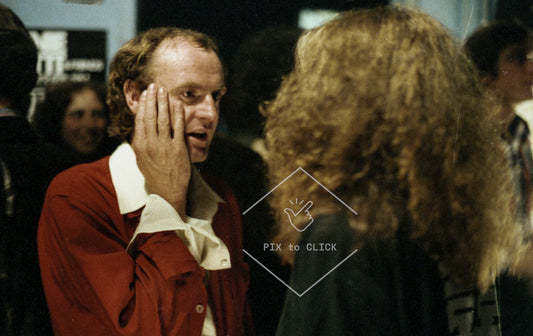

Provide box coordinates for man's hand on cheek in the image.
[132,83,191,218]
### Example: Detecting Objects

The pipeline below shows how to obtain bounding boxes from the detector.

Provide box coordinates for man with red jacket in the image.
[38,27,252,335]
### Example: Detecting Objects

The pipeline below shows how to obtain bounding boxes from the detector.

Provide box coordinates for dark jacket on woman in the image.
[276,214,449,336]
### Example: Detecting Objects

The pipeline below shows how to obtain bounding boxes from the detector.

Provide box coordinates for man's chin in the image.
[189,150,209,164]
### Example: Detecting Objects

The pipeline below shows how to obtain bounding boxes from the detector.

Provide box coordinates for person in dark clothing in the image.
[264,7,529,335]
[221,26,301,156]
[464,21,533,336]
[0,4,70,335]
[199,26,302,336]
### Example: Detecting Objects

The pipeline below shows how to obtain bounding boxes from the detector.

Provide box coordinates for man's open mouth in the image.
[186,132,207,139]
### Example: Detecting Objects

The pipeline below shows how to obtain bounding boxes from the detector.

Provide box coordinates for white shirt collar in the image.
[109,142,224,216]
[110,143,227,336]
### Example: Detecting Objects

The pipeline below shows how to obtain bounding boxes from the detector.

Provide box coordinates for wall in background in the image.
[136,0,389,71]
[391,0,498,41]
[4,0,525,74]
[1,0,136,70]
[4,0,507,70]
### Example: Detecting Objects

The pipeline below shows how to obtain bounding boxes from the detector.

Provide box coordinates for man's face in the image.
[148,39,225,163]
[488,43,533,104]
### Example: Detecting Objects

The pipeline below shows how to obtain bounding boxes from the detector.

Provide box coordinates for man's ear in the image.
[123,79,141,115]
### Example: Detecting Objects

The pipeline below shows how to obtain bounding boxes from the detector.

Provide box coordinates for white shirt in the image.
[109,142,230,335]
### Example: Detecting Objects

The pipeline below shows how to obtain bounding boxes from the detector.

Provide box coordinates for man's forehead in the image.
[147,37,224,89]
[152,38,217,64]
[155,37,200,53]
[149,38,221,72]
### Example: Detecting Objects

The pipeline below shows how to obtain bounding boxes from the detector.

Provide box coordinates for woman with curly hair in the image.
[264,7,530,335]
[33,81,118,164]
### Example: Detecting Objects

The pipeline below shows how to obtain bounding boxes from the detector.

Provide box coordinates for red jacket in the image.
[38,157,252,335]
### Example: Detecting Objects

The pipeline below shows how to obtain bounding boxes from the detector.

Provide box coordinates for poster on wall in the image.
[27,29,107,117]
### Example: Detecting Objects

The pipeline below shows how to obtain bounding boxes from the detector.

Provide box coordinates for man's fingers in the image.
[133,90,148,142]
[172,101,186,142]
[157,87,171,138]
[144,83,157,139]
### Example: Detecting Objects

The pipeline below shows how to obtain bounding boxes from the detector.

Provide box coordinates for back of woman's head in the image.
[265,6,525,290]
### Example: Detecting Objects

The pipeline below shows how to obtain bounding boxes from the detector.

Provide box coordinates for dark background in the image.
[138,0,533,67]
[137,0,388,66]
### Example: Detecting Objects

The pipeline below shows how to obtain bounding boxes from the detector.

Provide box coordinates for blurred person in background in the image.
[198,25,301,335]
[33,81,118,165]
[0,4,69,335]
[465,21,533,335]
[265,7,531,335]
[221,25,301,157]
[465,21,533,223]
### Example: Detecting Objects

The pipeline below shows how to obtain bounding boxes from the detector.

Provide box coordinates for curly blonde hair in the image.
[107,27,220,140]
[264,7,526,290]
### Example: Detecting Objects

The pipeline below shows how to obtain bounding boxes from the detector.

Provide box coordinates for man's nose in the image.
[196,95,218,121]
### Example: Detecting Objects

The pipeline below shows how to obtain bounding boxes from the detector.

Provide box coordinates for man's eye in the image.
[183,91,196,98]
[212,91,222,101]
[212,89,226,102]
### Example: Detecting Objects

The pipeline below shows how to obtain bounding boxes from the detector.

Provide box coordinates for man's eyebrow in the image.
[170,82,202,91]
[169,82,226,93]
[215,85,227,92]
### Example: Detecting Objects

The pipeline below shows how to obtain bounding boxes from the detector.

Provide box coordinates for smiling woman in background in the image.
[264,7,530,335]
[33,81,118,164]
